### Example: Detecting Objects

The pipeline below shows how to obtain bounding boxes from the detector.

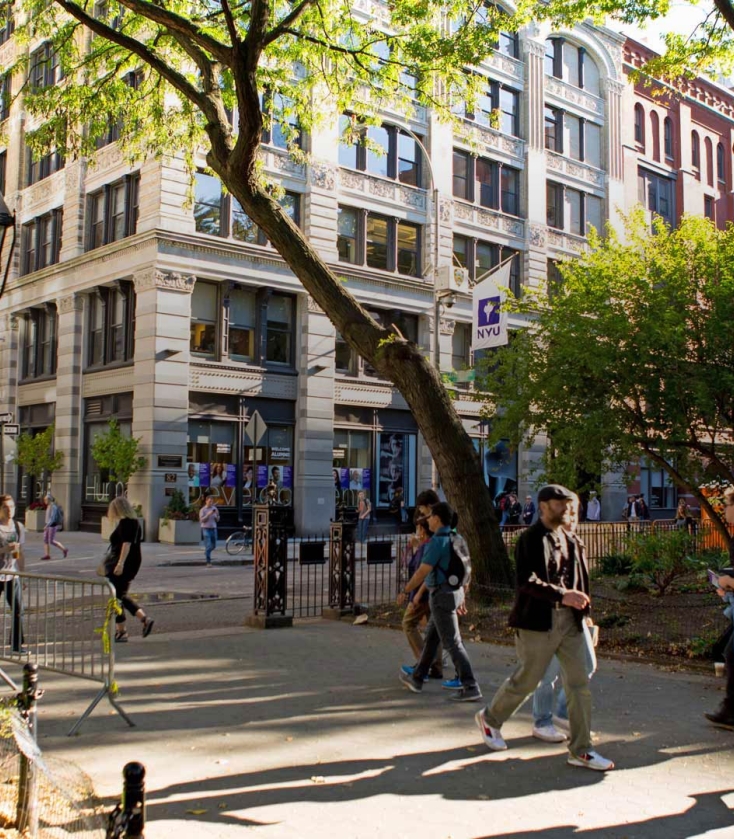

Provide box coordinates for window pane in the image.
[566,114,581,160]
[476,241,497,277]
[499,88,518,136]
[266,294,293,364]
[398,132,419,186]
[337,206,358,263]
[192,282,218,322]
[270,93,299,149]
[544,106,559,151]
[110,182,126,241]
[585,195,603,234]
[501,167,518,215]
[339,114,357,169]
[366,214,389,270]
[498,31,518,58]
[476,158,496,208]
[397,221,419,277]
[453,235,468,268]
[563,43,580,86]
[453,150,469,199]
[366,126,390,177]
[232,198,259,243]
[582,53,600,95]
[91,193,105,249]
[567,189,581,235]
[546,182,561,229]
[335,331,353,373]
[585,122,601,167]
[194,172,222,235]
[191,323,215,355]
[475,89,493,126]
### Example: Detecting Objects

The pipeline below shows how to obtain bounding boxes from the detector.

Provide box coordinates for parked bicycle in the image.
[225,527,253,555]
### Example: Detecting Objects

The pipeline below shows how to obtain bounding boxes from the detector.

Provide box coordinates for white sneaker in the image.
[532,723,568,743]
[475,710,507,751]
[567,750,615,771]
[552,715,570,733]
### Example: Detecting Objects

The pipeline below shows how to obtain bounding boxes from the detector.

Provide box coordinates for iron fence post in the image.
[246,504,292,629]
[324,521,356,619]
[17,662,40,837]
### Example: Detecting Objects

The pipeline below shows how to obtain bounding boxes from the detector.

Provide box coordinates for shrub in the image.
[161,489,198,522]
[597,552,633,576]
[627,530,705,595]
[27,500,46,511]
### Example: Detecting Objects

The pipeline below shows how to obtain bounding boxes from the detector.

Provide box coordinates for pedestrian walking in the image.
[199,495,220,566]
[0,495,26,653]
[506,493,522,526]
[522,495,536,526]
[586,491,601,523]
[41,492,67,560]
[636,494,650,521]
[398,502,481,702]
[531,493,598,743]
[474,484,614,771]
[356,491,371,543]
[104,497,154,643]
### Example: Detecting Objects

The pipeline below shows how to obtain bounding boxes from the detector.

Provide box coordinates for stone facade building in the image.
[1,8,732,535]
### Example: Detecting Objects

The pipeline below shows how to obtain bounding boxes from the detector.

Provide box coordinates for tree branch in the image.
[53,0,220,126]
[219,0,241,48]
[712,0,734,34]
[264,0,318,46]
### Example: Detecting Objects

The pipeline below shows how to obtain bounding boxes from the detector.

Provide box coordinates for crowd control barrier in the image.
[0,571,134,736]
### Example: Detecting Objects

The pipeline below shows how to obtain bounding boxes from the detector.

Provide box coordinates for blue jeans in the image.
[357,518,369,543]
[532,621,597,726]
[413,589,477,689]
[202,528,217,562]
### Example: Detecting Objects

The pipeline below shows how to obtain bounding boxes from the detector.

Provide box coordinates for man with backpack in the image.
[397,502,481,702]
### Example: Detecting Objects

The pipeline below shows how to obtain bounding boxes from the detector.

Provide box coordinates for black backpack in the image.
[438,533,471,590]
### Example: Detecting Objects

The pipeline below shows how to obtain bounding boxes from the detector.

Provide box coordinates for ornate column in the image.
[54,294,85,527]
[292,295,336,535]
[605,78,626,238]
[130,269,195,540]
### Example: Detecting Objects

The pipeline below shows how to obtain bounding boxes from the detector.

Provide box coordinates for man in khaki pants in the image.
[475,484,614,772]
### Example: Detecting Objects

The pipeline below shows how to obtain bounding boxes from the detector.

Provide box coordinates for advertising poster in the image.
[198,462,211,487]
[362,468,371,491]
[339,468,349,490]
[268,465,285,489]
[257,465,268,488]
[243,465,255,490]
[378,432,404,506]
[187,463,200,487]
[209,463,226,488]
[349,468,363,490]
[281,466,293,489]
[225,464,237,488]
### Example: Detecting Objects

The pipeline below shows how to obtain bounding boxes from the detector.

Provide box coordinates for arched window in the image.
[650,111,660,162]
[634,104,645,149]
[544,39,600,95]
[691,131,700,176]
[717,142,726,185]
[663,117,674,160]
[705,137,713,186]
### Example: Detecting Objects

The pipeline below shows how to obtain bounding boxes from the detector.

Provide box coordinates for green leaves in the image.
[90,419,146,484]
[14,425,63,478]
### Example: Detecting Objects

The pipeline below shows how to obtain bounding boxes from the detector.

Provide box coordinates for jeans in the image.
[202,528,217,562]
[413,589,477,689]
[357,518,369,543]
[532,621,597,726]
[0,579,24,652]
[402,600,443,672]
[483,608,593,757]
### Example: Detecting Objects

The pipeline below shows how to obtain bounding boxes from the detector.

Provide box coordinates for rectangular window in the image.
[338,114,358,168]
[231,197,258,243]
[21,220,36,276]
[338,117,422,185]
[567,188,582,235]
[639,168,675,228]
[86,173,140,250]
[585,194,603,233]
[453,234,469,268]
[476,158,497,209]
[544,106,561,152]
[89,293,105,366]
[547,181,562,229]
[366,125,391,178]
[704,195,715,221]
[585,122,601,167]
[263,92,301,150]
[396,221,420,277]
[19,209,62,276]
[453,150,470,200]
[87,283,134,368]
[500,167,519,216]
[335,331,353,374]
[194,171,223,236]
[499,87,519,137]
[366,213,390,271]
[29,42,62,90]
[21,306,57,380]
[337,206,359,264]
[0,2,14,45]
[26,146,64,187]
[566,114,581,161]
[228,286,256,361]
[266,294,293,364]
[190,282,218,358]
[397,132,420,186]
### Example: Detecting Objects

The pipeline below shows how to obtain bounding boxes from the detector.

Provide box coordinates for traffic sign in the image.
[3,424,19,436]
[0,413,13,424]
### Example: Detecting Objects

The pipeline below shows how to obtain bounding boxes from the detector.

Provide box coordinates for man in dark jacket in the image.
[475,484,614,772]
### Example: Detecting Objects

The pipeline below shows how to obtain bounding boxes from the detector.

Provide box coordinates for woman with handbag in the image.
[41,492,67,561]
[104,497,154,642]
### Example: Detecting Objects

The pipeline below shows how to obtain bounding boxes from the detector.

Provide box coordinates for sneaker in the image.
[40,555,51,561]
[62,548,68,559]
[448,685,482,702]
[427,666,444,680]
[442,678,463,691]
[399,670,423,694]
[142,618,155,638]
[400,665,428,683]
[567,751,615,771]
[533,723,568,743]
[704,709,734,731]
[552,715,570,734]
[475,710,507,751]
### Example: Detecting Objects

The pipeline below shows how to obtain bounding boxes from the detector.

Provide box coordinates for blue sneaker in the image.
[401,665,428,683]
[442,678,462,690]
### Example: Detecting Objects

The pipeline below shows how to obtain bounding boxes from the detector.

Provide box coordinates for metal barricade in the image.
[0,571,133,736]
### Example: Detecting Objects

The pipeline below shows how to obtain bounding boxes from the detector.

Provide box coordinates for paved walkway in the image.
[9,613,732,839]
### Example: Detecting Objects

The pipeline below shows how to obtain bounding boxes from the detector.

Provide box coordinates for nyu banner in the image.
[472,261,512,351]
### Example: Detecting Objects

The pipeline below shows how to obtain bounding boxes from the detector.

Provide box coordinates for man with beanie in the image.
[474,484,614,771]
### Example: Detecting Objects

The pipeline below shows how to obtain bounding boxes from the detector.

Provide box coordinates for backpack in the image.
[56,505,64,531]
[437,532,471,590]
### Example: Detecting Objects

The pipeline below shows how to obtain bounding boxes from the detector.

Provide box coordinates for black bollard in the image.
[17,663,40,836]
[121,762,146,838]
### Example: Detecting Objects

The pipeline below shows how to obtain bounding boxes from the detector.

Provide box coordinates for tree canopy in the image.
[480,213,734,538]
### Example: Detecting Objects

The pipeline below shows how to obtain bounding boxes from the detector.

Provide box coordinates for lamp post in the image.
[0,190,16,301]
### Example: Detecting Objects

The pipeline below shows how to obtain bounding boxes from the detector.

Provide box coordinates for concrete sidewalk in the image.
[7,618,731,839]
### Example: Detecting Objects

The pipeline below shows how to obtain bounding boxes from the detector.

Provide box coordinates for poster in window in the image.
[483,439,517,503]
[338,468,349,490]
[378,432,405,506]
[209,463,226,488]
[187,463,200,487]
[225,464,237,488]
[349,468,363,490]
[281,466,292,489]
[268,465,284,489]
[257,465,268,488]
[198,462,211,487]
[243,465,255,490]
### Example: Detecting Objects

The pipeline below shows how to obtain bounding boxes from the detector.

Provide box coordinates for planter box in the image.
[23,508,46,532]
[101,516,146,542]
[158,518,200,545]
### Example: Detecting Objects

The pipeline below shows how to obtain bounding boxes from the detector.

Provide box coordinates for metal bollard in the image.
[107,762,146,839]
[16,663,40,837]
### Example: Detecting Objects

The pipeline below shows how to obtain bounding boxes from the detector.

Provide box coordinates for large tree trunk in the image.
[212,165,513,587]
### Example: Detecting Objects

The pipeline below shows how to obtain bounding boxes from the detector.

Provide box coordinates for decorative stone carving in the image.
[545,77,604,116]
[438,197,452,223]
[57,294,84,315]
[271,152,306,177]
[486,51,524,82]
[400,187,427,211]
[529,225,546,248]
[477,208,500,229]
[523,39,547,59]
[369,178,395,199]
[307,295,324,314]
[439,318,455,336]
[453,201,473,221]
[133,270,197,293]
[190,364,298,400]
[93,144,124,172]
[310,163,336,191]
[604,78,626,98]
[339,169,364,190]
[503,218,524,237]
[546,154,564,171]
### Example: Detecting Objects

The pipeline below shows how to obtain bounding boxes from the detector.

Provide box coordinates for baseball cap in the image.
[537,484,575,503]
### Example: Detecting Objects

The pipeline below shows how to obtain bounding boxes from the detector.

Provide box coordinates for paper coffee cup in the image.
[715,662,726,678]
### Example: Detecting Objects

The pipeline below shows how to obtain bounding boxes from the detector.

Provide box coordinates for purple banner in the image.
[282,466,292,489]
[362,468,371,490]
[339,468,349,490]
[257,465,268,488]
[198,462,211,487]
[225,464,237,488]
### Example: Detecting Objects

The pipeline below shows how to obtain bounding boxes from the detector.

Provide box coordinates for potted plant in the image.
[159,490,200,545]
[14,425,64,532]
[91,419,147,540]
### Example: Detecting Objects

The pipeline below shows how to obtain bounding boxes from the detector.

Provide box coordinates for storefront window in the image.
[84,419,133,502]
[187,421,236,505]
[376,431,416,509]
[333,430,372,510]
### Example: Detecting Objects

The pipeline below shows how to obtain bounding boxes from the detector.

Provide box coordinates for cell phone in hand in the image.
[708,569,720,588]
